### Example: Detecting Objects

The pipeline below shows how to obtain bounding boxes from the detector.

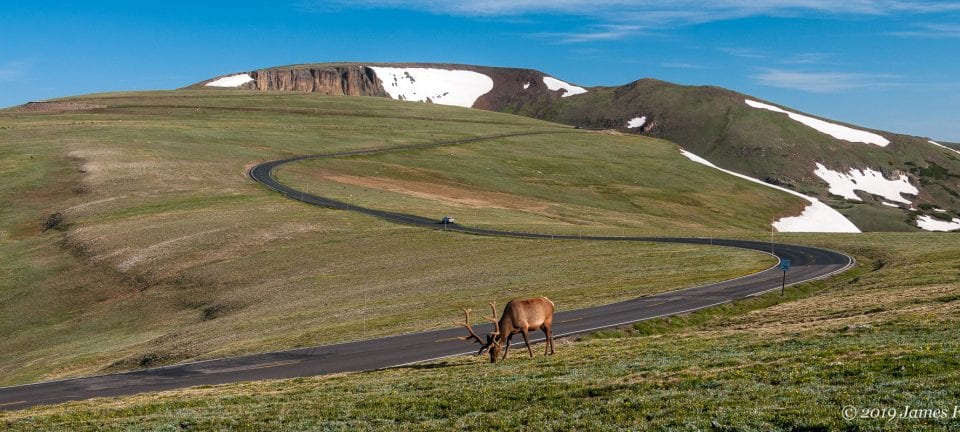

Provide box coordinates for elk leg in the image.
[542,325,554,355]
[502,333,514,360]
[521,328,534,357]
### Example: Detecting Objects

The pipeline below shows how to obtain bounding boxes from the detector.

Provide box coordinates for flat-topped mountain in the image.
[192,63,960,232]
[189,63,581,112]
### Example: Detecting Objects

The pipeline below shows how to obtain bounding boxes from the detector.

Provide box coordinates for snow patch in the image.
[745,99,889,147]
[813,163,917,204]
[772,201,860,233]
[205,74,254,88]
[626,116,646,129]
[523,82,531,90]
[881,202,901,208]
[542,76,587,97]
[928,140,960,156]
[369,67,493,108]
[679,150,860,233]
[916,215,960,232]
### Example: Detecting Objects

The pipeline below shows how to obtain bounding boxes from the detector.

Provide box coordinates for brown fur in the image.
[486,297,555,362]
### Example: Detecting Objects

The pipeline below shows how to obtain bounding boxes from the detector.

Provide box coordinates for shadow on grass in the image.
[388,360,466,371]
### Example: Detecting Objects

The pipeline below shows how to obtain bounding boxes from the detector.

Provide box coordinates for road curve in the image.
[0,132,854,411]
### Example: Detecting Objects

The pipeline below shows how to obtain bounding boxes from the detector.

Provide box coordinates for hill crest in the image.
[191,63,960,232]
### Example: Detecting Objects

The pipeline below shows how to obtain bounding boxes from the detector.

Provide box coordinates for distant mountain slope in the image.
[538,80,960,232]
[192,63,960,232]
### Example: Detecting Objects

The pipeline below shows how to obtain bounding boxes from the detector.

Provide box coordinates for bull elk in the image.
[456,297,555,363]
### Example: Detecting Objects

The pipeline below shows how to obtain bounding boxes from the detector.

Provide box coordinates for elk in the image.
[456,297,555,363]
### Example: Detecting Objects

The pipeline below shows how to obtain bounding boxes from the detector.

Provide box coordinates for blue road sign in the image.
[779,259,791,271]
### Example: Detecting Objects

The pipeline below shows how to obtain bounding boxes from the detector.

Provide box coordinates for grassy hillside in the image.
[4,233,957,430]
[0,91,787,385]
[535,79,960,232]
[278,131,801,235]
[189,63,960,231]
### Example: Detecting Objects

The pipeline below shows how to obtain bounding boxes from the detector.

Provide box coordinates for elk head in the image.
[455,303,501,362]
[483,302,503,363]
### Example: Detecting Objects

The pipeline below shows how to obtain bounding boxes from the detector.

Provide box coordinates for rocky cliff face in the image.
[234,65,389,97]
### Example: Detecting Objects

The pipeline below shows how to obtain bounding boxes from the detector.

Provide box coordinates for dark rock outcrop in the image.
[470,67,565,116]
[216,65,389,97]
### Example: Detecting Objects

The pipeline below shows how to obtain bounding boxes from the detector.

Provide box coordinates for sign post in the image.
[779,259,791,296]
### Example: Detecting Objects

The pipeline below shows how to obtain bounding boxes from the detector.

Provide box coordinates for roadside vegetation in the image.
[0,91,779,385]
[3,233,957,430]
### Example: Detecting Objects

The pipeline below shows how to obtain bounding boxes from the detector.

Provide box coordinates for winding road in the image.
[0,132,854,411]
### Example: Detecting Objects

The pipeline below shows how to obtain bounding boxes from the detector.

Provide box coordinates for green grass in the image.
[278,130,801,235]
[0,90,783,385]
[3,233,957,431]
[2,88,956,431]
[525,79,960,231]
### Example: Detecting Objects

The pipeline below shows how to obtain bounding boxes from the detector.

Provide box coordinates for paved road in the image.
[0,132,854,411]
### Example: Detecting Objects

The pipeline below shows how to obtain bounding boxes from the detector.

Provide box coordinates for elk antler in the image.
[455,308,484,345]
[484,301,500,336]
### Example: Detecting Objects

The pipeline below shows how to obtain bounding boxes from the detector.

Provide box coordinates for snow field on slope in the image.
[369,67,493,108]
[542,76,587,97]
[813,163,917,204]
[744,99,889,147]
[627,117,646,129]
[680,150,860,233]
[916,215,960,232]
[928,140,960,156]
[206,74,254,87]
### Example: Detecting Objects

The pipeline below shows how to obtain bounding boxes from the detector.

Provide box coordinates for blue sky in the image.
[2,1,959,140]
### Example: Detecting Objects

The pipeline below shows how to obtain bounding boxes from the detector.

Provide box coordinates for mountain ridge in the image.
[189,62,960,232]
